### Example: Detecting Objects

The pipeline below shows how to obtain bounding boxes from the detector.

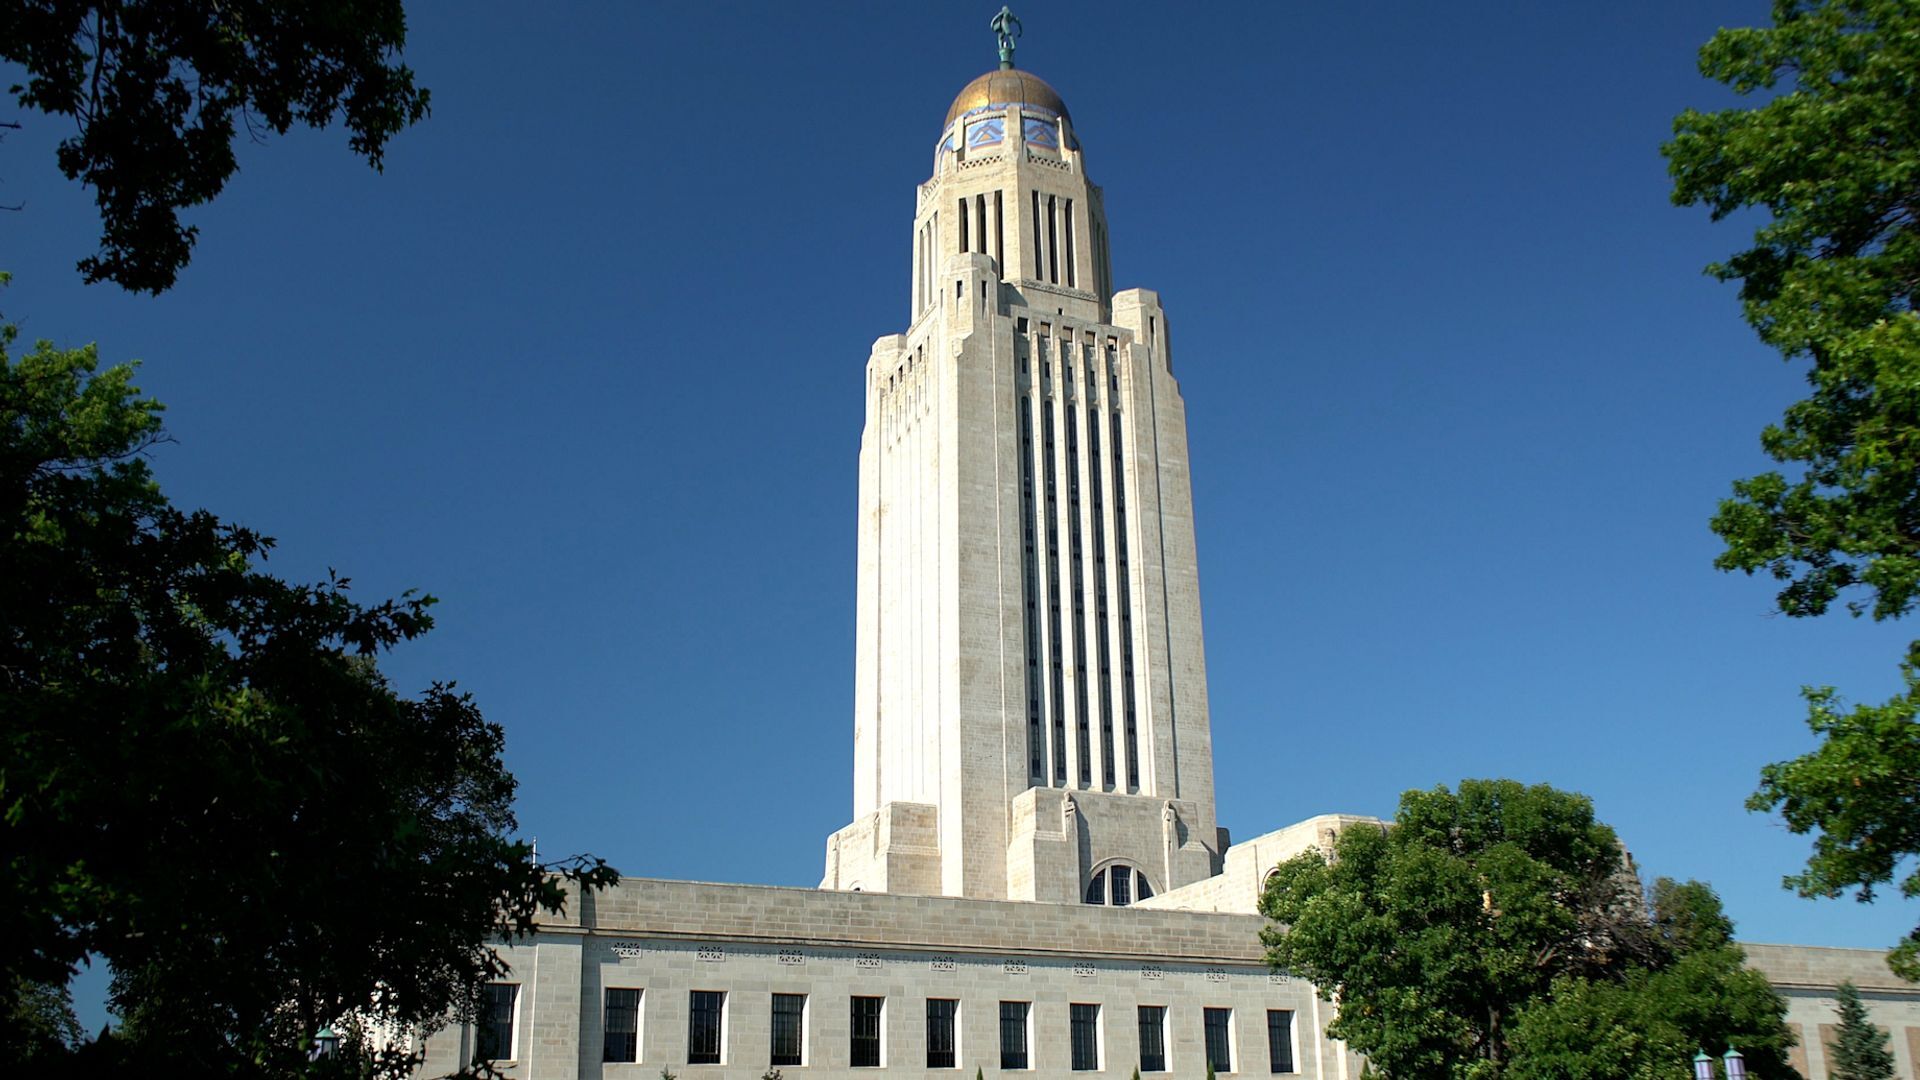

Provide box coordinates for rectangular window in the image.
[850,996,884,1068]
[995,190,1005,277]
[771,993,806,1067]
[1032,191,1043,278]
[689,990,725,1065]
[1000,1001,1031,1070]
[926,998,959,1069]
[1071,1003,1100,1071]
[481,983,517,1061]
[1204,1008,1233,1074]
[1064,198,1076,288]
[1047,194,1059,283]
[1138,1006,1167,1073]
[603,987,641,1063]
[1267,1010,1295,1074]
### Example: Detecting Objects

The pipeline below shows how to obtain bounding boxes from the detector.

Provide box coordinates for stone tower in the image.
[821,48,1222,904]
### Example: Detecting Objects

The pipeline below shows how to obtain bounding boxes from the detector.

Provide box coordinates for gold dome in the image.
[944,68,1071,128]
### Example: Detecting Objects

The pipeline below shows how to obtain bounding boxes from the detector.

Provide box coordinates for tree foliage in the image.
[1,0,430,292]
[1751,676,1920,978]
[7,974,82,1063]
[1663,0,1920,978]
[1260,781,1794,1080]
[1828,981,1896,1080]
[0,317,614,1076]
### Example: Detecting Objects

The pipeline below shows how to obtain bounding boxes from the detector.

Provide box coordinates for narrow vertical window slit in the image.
[1067,397,1090,786]
[1112,405,1140,789]
[1065,198,1077,288]
[1032,191,1043,279]
[1019,389,1043,783]
[1047,195,1059,284]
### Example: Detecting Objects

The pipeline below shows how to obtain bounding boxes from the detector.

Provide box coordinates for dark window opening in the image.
[1044,387,1067,784]
[1268,1010,1295,1074]
[1065,198,1077,288]
[1071,1003,1100,1071]
[603,988,640,1063]
[771,993,805,1067]
[850,996,883,1068]
[689,991,725,1065]
[1032,191,1043,278]
[481,983,517,1061]
[1067,405,1090,785]
[1204,1008,1233,1073]
[1086,865,1150,906]
[1112,410,1140,789]
[1000,1002,1030,1070]
[1047,195,1059,283]
[1083,868,1106,904]
[1089,411,1115,787]
[927,999,958,1069]
[1020,397,1043,781]
[995,190,1005,278]
[1138,1006,1167,1073]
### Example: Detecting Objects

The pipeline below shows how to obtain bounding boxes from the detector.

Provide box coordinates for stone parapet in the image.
[581,876,1266,965]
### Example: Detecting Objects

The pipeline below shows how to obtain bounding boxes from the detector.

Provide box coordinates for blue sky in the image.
[8,0,1912,1021]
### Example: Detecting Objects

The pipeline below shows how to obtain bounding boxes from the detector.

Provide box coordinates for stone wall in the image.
[1746,944,1920,1079]
[415,877,1361,1080]
[412,878,1920,1080]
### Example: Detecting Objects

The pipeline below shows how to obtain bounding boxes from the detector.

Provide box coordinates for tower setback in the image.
[821,62,1222,903]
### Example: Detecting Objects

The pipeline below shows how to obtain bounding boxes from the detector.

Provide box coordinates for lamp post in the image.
[313,1025,339,1061]
[1691,1046,1747,1079]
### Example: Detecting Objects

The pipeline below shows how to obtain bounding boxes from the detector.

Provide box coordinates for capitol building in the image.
[412,28,1920,1080]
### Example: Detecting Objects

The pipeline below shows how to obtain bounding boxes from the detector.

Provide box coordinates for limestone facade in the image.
[411,880,1920,1080]
[824,63,1218,904]
[1747,944,1920,1079]
[412,877,1363,1080]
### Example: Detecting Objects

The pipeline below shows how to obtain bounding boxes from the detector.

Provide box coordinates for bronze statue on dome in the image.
[991,7,1022,69]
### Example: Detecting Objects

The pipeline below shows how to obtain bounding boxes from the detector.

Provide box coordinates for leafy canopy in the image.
[1260,780,1794,1080]
[1663,0,1920,978]
[1,0,429,292]
[0,314,614,1077]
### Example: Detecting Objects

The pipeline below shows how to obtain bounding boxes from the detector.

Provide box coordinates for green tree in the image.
[1827,981,1895,1080]
[1663,0,1920,977]
[0,319,614,1075]
[6,974,83,1063]
[1260,781,1794,1080]
[1,0,429,292]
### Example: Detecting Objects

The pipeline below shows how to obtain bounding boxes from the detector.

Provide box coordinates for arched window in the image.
[1083,869,1106,905]
[1260,868,1282,905]
[1084,864,1155,907]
